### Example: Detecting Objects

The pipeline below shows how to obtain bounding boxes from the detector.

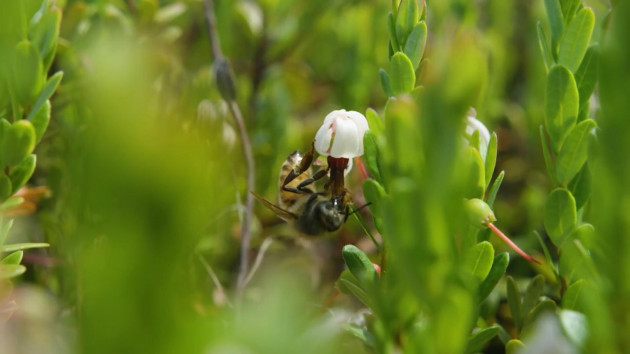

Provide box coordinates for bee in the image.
[251,145,350,236]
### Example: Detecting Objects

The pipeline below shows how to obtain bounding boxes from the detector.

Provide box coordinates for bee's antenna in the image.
[349,202,372,215]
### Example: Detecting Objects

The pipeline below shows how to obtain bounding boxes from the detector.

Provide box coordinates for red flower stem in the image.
[354,157,369,180]
[487,223,541,265]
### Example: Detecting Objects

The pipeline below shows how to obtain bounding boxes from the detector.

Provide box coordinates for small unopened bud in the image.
[213,58,236,101]
[464,198,496,228]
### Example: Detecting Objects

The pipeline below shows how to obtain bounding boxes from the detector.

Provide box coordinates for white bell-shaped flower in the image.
[314,109,369,158]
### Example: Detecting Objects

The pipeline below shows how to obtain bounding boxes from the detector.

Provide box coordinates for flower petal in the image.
[314,125,333,155]
[330,116,361,158]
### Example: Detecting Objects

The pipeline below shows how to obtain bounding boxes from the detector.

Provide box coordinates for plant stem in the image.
[487,223,540,265]
[203,0,256,302]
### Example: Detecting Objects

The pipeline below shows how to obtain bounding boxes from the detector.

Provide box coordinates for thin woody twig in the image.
[203,0,256,302]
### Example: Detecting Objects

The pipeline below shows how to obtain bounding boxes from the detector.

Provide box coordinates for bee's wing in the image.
[250,191,298,221]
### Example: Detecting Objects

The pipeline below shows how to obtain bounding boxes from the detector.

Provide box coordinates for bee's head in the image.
[315,199,346,232]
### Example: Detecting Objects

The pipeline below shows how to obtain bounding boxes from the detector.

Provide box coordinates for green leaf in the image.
[1,120,37,167]
[574,45,598,103]
[505,339,525,354]
[1,251,24,265]
[11,40,44,106]
[345,325,375,348]
[0,174,11,201]
[524,299,557,325]
[522,274,545,318]
[540,126,559,186]
[534,230,558,278]
[544,0,565,49]
[485,132,498,188]
[545,65,579,151]
[568,223,595,249]
[403,21,427,69]
[363,133,383,185]
[9,154,36,194]
[342,245,377,291]
[478,252,509,302]
[379,68,394,97]
[560,0,582,25]
[562,279,585,311]
[544,188,577,246]
[0,218,14,245]
[468,130,480,155]
[362,178,386,233]
[466,326,500,354]
[0,264,26,279]
[389,52,415,95]
[28,7,61,72]
[558,8,594,73]
[560,309,587,347]
[337,269,371,307]
[465,241,494,282]
[556,119,596,186]
[568,163,590,210]
[27,71,63,121]
[387,12,400,52]
[0,196,24,211]
[365,108,384,137]
[1,242,49,252]
[28,99,50,143]
[485,170,504,208]
[463,147,485,199]
[537,21,554,71]
[395,0,419,47]
[506,276,522,328]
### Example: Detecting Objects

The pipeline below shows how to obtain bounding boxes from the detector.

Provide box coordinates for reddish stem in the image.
[319,289,340,314]
[487,223,541,265]
[354,156,369,180]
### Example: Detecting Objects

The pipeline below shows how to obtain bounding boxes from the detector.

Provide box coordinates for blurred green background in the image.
[0,0,628,353]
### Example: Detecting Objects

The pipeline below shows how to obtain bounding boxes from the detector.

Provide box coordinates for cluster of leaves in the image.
[334,0,605,352]
[0,1,59,290]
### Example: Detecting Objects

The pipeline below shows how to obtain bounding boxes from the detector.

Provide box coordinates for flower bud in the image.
[464,198,496,228]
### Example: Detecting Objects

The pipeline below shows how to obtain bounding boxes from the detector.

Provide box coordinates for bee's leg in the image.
[282,142,318,193]
[295,168,329,193]
[282,143,315,188]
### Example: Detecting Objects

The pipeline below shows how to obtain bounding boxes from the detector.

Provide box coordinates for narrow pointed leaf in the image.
[537,21,554,71]
[485,132,498,187]
[485,170,504,208]
[1,251,24,265]
[558,8,594,73]
[379,68,394,97]
[522,274,545,317]
[507,276,522,328]
[544,0,564,48]
[574,45,598,103]
[466,326,500,354]
[478,252,509,302]
[403,21,427,69]
[1,242,50,252]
